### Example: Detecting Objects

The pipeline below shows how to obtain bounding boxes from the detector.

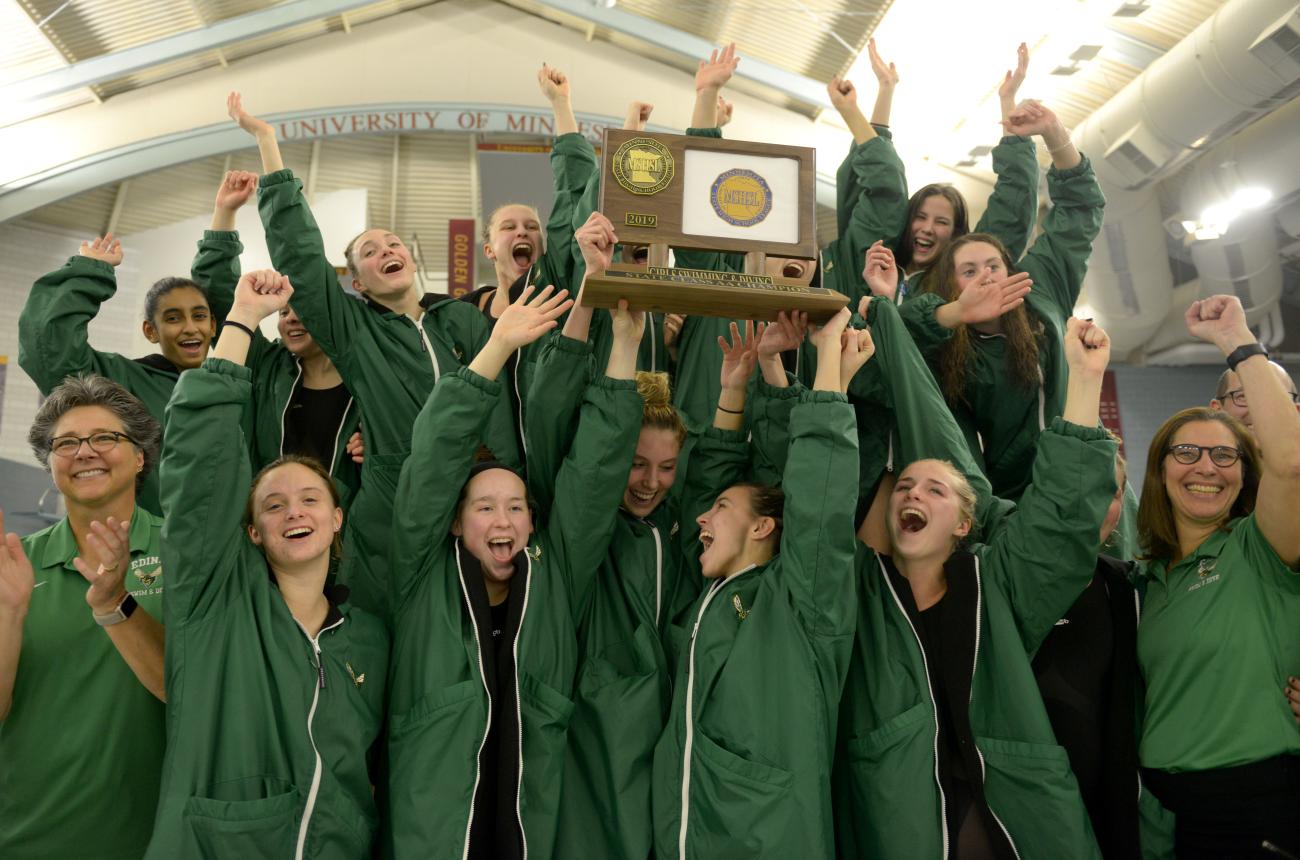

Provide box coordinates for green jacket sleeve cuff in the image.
[258,168,296,188]
[1047,416,1110,442]
[553,334,592,356]
[1048,154,1093,182]
[201,230,241,243]
[700,424,747,445]
[685,127,723,138]
[871,123,893,140]
[901,293,955,345]
[456,365,504,396]
[200,357,254,381]
[756,376,803,401]
[798,388,849,405]
[66,256,115,277]
[551,132,595,154]
[592,374,638,393]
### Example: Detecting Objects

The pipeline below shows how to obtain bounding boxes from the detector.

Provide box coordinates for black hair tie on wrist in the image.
[224,320,256,340]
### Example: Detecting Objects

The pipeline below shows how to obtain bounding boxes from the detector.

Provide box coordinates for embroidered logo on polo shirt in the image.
[1187,557,1220,592]
[134,566,162,587]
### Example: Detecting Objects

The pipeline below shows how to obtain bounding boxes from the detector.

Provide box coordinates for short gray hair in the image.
[28,375,162,490]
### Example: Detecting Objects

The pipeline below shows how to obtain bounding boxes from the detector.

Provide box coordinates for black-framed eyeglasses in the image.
[49,431,137,458]
[1165,444,1241,468]
[1221,387,1300,407]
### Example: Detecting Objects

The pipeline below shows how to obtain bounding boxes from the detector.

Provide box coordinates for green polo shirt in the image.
[1136,514,1300,772]
[0,508,166,860]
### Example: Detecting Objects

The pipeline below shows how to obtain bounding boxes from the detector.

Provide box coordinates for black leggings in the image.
[1142,756,1300,859]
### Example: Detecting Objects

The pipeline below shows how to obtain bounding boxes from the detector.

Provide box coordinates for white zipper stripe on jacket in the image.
[648,315,657,372]
[878,556,949,859]
[278,362,304,456]
[293,615,346,860]
[678,563,756,859]
[967,558,1022,859]
[651,523,663,627]
[454,541,493,860]
[411,315,442,381]
[1036,364,1046,432]
[1132,588,1145,806]
[512,550,535,859]
[326,396,354,476]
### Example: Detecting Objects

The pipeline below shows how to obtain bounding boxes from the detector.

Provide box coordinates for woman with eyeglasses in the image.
[0,375,165,860]
[1133,295,1300,859]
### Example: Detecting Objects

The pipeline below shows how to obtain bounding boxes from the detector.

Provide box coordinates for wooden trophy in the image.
[581,128,848,322]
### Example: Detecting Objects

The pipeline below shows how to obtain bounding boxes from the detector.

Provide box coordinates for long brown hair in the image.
[1136,408,1259,562]
[923,233,1042,405]
[897,184,970,272]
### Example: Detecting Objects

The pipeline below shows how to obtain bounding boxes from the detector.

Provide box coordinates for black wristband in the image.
[1225,342,1267,372]
[716,405,743,415]
[224,320,256,340]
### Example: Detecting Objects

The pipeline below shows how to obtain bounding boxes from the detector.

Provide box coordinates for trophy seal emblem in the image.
[612,137,675,195]
[710,168,772,227]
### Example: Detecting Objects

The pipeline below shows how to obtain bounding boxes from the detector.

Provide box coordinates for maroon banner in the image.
[1099,369,1125,455]
[448,218,475,299]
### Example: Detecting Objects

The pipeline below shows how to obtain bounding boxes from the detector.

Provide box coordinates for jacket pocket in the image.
[846,702,931,759]
[842,703,941,857]
[310,789,377,859]
[518,672,576,856]
[388,677,480,740]
[181,778,302,859]
[578,622,661,696]
[977,736,1100,858]
[685,730,794,859]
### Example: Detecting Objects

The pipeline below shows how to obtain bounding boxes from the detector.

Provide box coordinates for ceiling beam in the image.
[1104,26,1166,71]
[2,0,378,102]
[524,0,835,111]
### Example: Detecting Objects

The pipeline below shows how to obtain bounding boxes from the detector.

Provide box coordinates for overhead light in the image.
[1052,44,1104,75]
[1181,187,1272,242]
[1230,186,1272,209]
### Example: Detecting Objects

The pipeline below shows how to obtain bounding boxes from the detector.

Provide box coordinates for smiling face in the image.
[620,244,650,267]
[277,305,320,359]
[349,229,415,300]
[1162,420,1243,529]
[764,256,816,285]
[247,462,342,569]
[696,485,778,578]
[452,469,534,588]
[1210,365,1299,434]
[484,204,543,283]
[49,405,143,509]
[952,240,1009,294]
[623,427,680,518]
[908,194,957,268]
[143,286,215,370]
[888,460,973,561]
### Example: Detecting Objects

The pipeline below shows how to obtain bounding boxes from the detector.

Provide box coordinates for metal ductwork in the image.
[1073,0,1300,357]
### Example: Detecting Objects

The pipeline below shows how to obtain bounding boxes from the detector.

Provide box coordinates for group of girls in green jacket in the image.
[5,37,1300,860]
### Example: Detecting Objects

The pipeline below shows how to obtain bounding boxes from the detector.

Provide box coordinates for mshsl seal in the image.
[612,137,675,195]
[711,168,772,227]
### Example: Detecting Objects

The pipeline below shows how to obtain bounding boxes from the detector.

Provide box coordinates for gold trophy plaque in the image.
[582,129,847,322]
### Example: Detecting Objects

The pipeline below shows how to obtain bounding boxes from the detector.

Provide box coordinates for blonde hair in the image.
[636,372,687,444]
[482,203,542,244]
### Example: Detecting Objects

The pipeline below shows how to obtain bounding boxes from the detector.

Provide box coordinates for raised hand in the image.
[826,77,858,113]
[757,310,808,358]
[998,42,1029,119]
[718,320,760,392]
[72,518,132,616]
[79,233,123,267]
[346,430,365,464]
[575,211,618,277]
[716,95,734,127]
[954,270,1033,325]
[1184,295,1254,353]
[839,325,876,392]
[610,298,647,345]
[537,63,570,103]
[696,42,738,93]
[810,306,852,353]
[233,269,294,321]
[0,512,34,614]
[228,91,274,139]
[1003,99,1061,139]
[492,285,572,352]
[1063,317,1111,377]
[663,313,685,359]
[214,170,258,214]
[624,101,654,131]
[862,240,899,301]
[866,39,898,89]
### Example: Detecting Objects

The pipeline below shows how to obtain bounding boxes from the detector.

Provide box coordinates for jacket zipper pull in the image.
[312,643,326,689]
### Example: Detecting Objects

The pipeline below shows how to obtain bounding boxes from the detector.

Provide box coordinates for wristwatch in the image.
[1226,342,1268,371]
[93,593,138,627]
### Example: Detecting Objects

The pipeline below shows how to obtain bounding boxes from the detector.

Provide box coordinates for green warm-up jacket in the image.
[189,229,362,512]
[522,333,750,860]
[258,168,518,619]
[18,246,234,514]
[900,156,1105,501]
[651,391,859,860]
[151,359,389,859]
[384,366,641,860]
[837,419,1115,859]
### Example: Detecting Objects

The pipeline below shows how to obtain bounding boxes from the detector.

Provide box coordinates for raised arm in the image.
[980,318,1117,652]
[193,170,258,326]
[227,91,283,173]
[1006,101,1100,317]
[972,44,1039,260]
[690,42,737,129]
[0,512,34,721]
[904,268,1034,352]
[1186,296,1300,569]
[18,235,130,394]
[546,302,645,614]
[391,287,572,609]
[538,65,599,293]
